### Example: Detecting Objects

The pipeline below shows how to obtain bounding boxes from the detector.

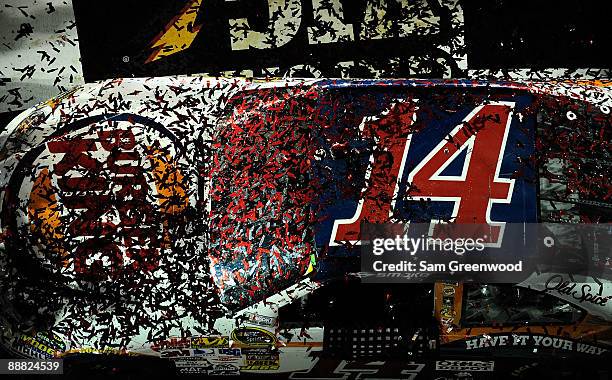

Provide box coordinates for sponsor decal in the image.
[151,337,191,351]
[519,273,612,321]
[152,336,229,351]
[59,347,138,356]
[3,114,189,281]
[173,356,212,368]
[244,312,276,327]
[171,351,241,375]
[208,363,240,376]
[463,334,609,356]
[544,275,611,307]
[160,348,215,358]
[174,359,240,376]
[212,356,242,364]
[435,360,494,372]
[217,348,241,357]
[442,285,456,297]
[231,327,276,347]
[177,366,209,374]
[241,347,273,355]
[191,336,230,348]
[242,351,280,371]
[13,332,66,359]
[440,283,456,323]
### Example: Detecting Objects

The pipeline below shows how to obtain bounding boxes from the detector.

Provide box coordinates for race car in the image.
[0,76,610,377]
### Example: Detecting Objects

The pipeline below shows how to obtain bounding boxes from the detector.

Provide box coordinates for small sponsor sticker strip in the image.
[435,360,494,372]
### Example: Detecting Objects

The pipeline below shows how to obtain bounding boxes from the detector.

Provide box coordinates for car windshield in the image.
[462,284,584,325]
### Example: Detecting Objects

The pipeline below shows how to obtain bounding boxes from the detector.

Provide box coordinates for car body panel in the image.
[0,76,610,375]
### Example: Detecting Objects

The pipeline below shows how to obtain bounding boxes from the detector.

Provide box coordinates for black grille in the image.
[324,325,430,358]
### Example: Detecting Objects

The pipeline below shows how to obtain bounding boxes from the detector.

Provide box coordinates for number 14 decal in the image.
[330,101,516,247]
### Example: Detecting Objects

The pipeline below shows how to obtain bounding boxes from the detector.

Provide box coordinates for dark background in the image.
[463,0,611,69]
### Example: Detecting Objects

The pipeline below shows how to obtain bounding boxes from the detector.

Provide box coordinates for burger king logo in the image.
[2,114,190,280]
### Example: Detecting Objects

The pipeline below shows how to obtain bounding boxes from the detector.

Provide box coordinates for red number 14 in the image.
[330,101,515,247]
